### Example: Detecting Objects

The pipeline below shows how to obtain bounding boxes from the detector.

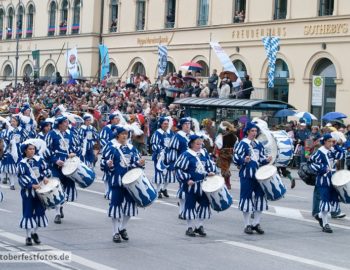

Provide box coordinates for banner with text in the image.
[312,76,324,106]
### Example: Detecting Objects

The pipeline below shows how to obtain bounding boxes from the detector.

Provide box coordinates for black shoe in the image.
[314,215,323,228]
[119,229,129,241]
[178,214,184,220]
[194,226,207,237]
[161,189,169,198]
[60,207,64,218]
[113,233,122,243]
[186,227,196,237]
[290,179,296,189]
[26,237,32,246]
[158,192,163,199]
[331,212,346,219]
[54,215,61,224]
[322,224,333,233]
[10,185,15,190]
[252,224,265,234]
[244,225,253,235]
[31,233,41,244]
[2,179,7,184]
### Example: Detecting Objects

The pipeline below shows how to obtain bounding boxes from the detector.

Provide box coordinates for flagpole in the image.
[208,32,212,75]
[55,42,66,71]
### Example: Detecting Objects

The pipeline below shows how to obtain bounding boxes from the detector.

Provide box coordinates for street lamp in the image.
[14,0,22,88]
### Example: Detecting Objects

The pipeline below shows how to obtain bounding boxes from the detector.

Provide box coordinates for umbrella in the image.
[179,62,203,71]
[294,112,318,121]
[274,109,296,118]
[322,112,347,121]
[219,71,238,82]
[182,76,197,82]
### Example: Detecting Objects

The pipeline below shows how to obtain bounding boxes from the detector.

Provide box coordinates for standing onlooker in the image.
[241,75,254,99]
[219,79,230,99]
[208,69,218,97]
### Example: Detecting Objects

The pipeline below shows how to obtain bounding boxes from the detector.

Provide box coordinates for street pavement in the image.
[0,157,349,270]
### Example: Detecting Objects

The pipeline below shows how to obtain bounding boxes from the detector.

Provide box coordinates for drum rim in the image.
[332,170,350,186]
[62,157,80,175]
[202,175,225,192]
[36,178,61,193]
[122,168,144,185]
[255,165,277,181]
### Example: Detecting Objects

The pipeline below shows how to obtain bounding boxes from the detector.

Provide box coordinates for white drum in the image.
[256,127,277,165]
[62,157,95,188]
[36,178,65,209]
[255,165,287,201]
[122,168,157,207]
[270,130,294,167]
[202,175,232,212]
[332,170,350,204]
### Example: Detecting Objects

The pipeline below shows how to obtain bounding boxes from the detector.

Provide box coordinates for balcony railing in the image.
[0,31,2,39]
[136,22,145,31]
[274,10,287,20]
[26,28,32,38]
[165,21,174,28]
[71,23,79,34]
[197,19,208,26]
[48,26,55,36]
[59,25,67,35]
[6,29,12,39]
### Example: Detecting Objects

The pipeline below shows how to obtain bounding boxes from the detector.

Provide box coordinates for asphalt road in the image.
[0,157,349,270]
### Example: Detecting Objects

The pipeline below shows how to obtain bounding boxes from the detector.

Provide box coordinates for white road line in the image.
[273,206,304,219]
[0,230,118,270]
[77,188,105,196]
[0,208,12,213]
[217,240,350,270]
[154,200,177,207]
[0,185,10,189]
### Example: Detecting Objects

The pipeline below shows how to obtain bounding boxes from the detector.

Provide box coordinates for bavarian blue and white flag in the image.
[262,36,280,88]
[158,45,168,77]
[99,44,110,80]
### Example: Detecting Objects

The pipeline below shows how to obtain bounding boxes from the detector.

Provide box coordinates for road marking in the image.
[0,229,118,270]
[154,200,177,207]
[0,208,12,213]
[77,188,105,196]
[217,240,350,270]
[273,206,304,219]
[0,185,10,189]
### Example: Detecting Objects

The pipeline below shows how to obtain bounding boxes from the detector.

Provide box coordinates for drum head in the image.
[332,170,350,187]
[202,175,225,193]
[122,168,143,185]
[37,178,60,194]
[255,165,277,181]
[62,157,80,175]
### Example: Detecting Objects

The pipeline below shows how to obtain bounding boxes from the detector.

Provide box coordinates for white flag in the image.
[66,47,79,79]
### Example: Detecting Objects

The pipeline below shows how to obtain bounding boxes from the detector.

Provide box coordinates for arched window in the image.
[136,0,146,31]
[45,63,56,77]
[3,64,13,80]
[165,61,176,75]
[198,0,209,26]
[72,0,80,34]
[17,5,24,38]
[233,0,246,23]
[7,7,14,39]
[165,0,176,28]
[48,1,56,36]
[23,64,33,76]
[109,62,118,77]
[110,0,118,32]
[267,59,289,103]
[319,0,334,16]
[274,0,287,20]
[233,60,247,78]
[132,62,145,75]
[0,9,4,39]
[26,4,34,38]
[196,60,209,77]
[60,0,68,35]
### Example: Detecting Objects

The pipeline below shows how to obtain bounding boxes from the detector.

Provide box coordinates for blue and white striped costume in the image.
[79,124,99,168]
[309,145,345,213]
[45,129,79,201]
[175,149,216,220]
[150,128,174,184]
[20,117,37,139]
[18,155,51,229]
[37,131,48,141]
[101,139,144,219]
[233,138,269,212]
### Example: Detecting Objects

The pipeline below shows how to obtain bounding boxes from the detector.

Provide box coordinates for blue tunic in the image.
[309,145,345,212]
[233,138,269,212]
[18,156,51,229]
[20,117,37,138]
[79,124,99,168]
[175,149,216,220]
[99,124,115,184]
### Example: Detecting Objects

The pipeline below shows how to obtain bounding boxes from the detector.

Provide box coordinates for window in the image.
[23,64,33,77]
[132,62,145,75]
[109,63,118,77]
[45,63,56,77]
[196,60,209,77]
[233,60,247,78]
[48,1,56,36]
[274,0,287,20]
[26,5,34,38]
[233,0,246,23]
[110,0,118,32]
[72,0,80,34]
[3,64,13,80]
[136,0,146,31]
[197,0,209,26]
[60,0,68,35]
[7,7,14,39]
[0,9,4,39]
[165,0,176,28]
[319,0,334,16]
[165,61,176,75]
[16,5,24,38]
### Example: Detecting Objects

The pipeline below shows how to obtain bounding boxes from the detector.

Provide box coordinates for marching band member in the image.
[101,125,145,243]
[215,121,238,190]
[79,113,99,168]
[100,112,124,198]
[45,116,79,224]
[18,141,51,245]
[37,119,53,141]
[167,117,193,219]
[309,133,345,233]
[150,117,173,198]
[175,135,216,237]
[1,115,29,190]
[19,104,37,139]
[233,122,272,235]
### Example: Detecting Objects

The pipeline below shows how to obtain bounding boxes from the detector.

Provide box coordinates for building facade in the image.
[0,0,349,120]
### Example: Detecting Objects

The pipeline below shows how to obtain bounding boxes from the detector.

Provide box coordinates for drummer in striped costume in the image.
[309,133,345,233]
[19,104,37,139]
[101,125,145,243]
[175,135,216,237]
[45,116,79,224]
[150,117,174,198]
[167,117,193,218]
[1,115,29,190]
[37,119,53,141]
[79,113,99,168]
[100,112,123,198]
[233,122,272,235]
[18,141,51,246]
